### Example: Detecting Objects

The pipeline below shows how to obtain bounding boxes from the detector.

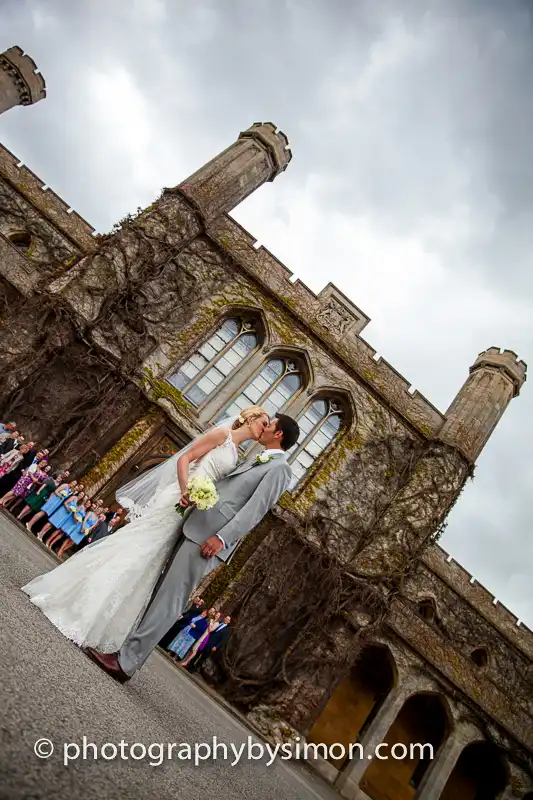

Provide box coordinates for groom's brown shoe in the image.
[84,648,130,683]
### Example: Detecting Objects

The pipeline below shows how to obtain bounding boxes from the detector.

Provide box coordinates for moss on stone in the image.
[280,434,363,513]
[81,409,161,489]
[142,367,196,419]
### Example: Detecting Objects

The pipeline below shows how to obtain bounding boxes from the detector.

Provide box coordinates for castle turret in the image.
[438,348,527,462]
[178,122,292,221]
[0,46,46,115]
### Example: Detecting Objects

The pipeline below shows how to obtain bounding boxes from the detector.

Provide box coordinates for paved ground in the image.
[0,513,338,800]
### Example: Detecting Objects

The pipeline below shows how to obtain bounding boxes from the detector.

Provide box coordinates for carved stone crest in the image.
[316,297,356,337]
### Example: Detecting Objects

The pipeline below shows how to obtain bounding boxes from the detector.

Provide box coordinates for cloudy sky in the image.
[2,0,532,626]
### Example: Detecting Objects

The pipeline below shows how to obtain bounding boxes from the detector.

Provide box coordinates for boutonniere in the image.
[256,453,272,465]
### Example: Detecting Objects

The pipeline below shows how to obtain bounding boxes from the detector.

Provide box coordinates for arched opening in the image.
[418,599,437,622]
[470,648,489,669]
[440,741,508,800]
[306,645,395,770]
[360,693,449,800]
[8,231,33,254]
[167,314,263,408]
[289,394,349,487]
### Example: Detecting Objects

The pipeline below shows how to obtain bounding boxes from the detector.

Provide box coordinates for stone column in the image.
[438,348,527,461]
[414,727,479,800]
[335,682,412,798]
[0,46,46,115]
[178,122,292,221]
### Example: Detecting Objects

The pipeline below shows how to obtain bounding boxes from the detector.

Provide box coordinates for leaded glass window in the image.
[289,398,344,486]
[167,317,259,407]
[218,358,302,423]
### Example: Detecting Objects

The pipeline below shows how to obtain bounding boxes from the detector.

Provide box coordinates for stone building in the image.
[0,66,531,798]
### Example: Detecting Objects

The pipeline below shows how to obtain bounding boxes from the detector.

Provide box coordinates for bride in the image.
[21,406,269,653]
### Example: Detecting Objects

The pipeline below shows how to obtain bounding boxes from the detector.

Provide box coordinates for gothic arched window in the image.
[167,316,259,407]
[289,397,344,485]
[219,357,303,422]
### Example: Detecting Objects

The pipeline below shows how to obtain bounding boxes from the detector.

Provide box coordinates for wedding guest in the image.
[16,471,66,523]
[26,450,48,473]
[0,421,16,436]
[186,614,231,673]
[180,610,222,668]
[159,595,205,650]
[86,512,119,544]
[57,499,98,557]
[27,480,79,536]
[0,443,30,478]
[0,460,50,510]
[0,442,36,497]
[0,431,20,455]
[40,490,86,549]
[167,610,209,661]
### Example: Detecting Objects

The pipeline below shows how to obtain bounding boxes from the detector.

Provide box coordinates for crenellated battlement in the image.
[0,143,97,252]
[208,213,446,437]
[471,347,527,396]
[423,543,533,661]
[0,46,46,107]
[238,121,292,175]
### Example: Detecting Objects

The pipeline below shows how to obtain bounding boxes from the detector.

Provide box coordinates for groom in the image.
[86,413,300,682]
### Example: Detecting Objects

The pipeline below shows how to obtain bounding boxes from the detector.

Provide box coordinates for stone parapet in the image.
[207,213,446,438]
[0,144,97,253]
[423,543,533,661]
[470,346,527,396]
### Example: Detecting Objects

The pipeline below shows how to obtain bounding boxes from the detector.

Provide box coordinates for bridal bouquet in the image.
[175,475,219,517]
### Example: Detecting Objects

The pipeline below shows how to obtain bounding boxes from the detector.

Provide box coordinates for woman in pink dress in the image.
[0,460,50,511]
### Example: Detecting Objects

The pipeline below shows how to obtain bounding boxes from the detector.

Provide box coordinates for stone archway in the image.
[440,741,508,800]
[360,692,450,800]
[306,644,396,770]
[99,431,185,511]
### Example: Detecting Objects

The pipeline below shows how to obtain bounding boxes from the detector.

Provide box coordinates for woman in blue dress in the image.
[42,490,87,551]
[29,480,81,538]
[168,611,209,661]
[57,500,98,558]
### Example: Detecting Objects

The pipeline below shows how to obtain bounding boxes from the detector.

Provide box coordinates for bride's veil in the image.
[116,413,240,520]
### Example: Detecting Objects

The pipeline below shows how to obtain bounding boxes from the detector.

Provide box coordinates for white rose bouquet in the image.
[175,475,219,517]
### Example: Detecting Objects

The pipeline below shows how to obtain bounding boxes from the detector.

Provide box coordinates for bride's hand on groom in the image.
[200,536,224,559]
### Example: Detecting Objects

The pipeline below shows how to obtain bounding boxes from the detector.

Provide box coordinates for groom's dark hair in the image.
[274,414,300,451]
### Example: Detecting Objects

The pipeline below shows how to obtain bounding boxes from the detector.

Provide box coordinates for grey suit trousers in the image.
[118,536,218,676]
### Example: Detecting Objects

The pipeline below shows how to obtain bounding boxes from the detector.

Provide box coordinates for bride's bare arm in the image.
[176,427,229,499]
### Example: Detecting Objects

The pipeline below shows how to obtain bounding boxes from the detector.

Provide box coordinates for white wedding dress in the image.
[21,430,238,652]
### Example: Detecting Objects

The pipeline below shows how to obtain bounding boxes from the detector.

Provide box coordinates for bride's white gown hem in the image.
[21,432,238,653]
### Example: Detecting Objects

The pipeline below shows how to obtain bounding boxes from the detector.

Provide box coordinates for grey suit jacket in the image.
[182,454,292,563]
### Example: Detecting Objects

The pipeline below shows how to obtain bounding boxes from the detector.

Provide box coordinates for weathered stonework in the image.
[0,46,46,115]
[0,110,530,800]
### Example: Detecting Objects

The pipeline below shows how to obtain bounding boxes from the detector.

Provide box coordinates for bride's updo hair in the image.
[231,406,268,430]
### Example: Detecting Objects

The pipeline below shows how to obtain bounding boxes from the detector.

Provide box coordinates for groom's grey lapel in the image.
[228,452,285,478]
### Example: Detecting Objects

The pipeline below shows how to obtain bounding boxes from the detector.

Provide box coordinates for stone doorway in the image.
[99,427,190,512]
[360,692,449,800]
[440,741,508,800]
[306,645,396,771]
